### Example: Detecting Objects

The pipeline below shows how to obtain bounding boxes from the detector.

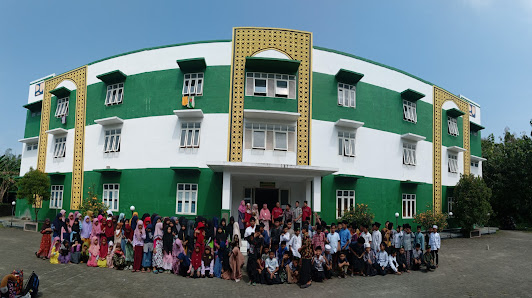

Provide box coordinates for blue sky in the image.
[1,0,530,154]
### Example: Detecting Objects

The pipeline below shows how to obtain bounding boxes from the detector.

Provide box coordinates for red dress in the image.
[244,212,252,227]
[37,228,52,258]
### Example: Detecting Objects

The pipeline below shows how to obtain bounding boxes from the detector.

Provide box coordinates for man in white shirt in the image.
[361,224,372,247]
[244,217,257,239]
[326,223,341,269]
[429,225,441,267]
[289,227,302,258]
[371,222,382,252]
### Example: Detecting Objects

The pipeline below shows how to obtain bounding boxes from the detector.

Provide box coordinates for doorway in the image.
[254,188,279,211]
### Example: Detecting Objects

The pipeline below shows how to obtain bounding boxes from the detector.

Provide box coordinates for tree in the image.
[452,174,492,232]
[413,206,448,230]
[0,149,21,203]
[79,184,108,216]
[17,168,51,221]
[340,203,375,227]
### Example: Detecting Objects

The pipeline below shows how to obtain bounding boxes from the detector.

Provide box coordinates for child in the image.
[113,246,126,270]
[429,225,441,267]
[279,251,292,283]
[201,246,214,278]
[36,218,52,259]
[270,219,282,254]
[177,252,191,277]
[423,245,436,271]
[58,240,71,264]
[264,250,281,285]
[162,226,175,273]
[363,243,377,276]
[106,241,114,268]
[246,231,261,285]
[80,242,89,264]
[323,245,333,279]
[50,237,60,264]
[326,223,340,269]
[387,249,401,275]
[280,225,291,244]
[350,237,365,276]
[142,221,154,272]
[414,225,425,253]
[70,239,82,264]
[190,244,202,278]
[277,241,288,260]
[412,243,423,271]
[337,252,350,278]
[397,247,410,273]
[152,222,164,273]
[311,225,326,251]
[172,238,185,275]
[81,216,92,245]
[132,219,146,272]
[394,225,403,250]
[289,227,302,258]
[311,246,326,282]
[98,237,109,268]
[122,219,134,270]
[375,243,388,276]
[87,237,99,267]
[287,257,300,284]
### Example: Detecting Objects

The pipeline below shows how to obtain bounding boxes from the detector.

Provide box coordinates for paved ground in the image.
[0,227,530,298]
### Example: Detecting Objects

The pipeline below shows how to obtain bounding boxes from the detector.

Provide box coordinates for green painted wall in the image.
[244,96,298,113]
[23,109,41,138]
[312,72,433,142]
[320,175,433,227]
[470,130,482,157]
[82,168,222,219]
[441,110,464,148]
[48,90,77,130]
[85,66,230,125]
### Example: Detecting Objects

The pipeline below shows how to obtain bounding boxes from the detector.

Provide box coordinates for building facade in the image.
[17,27,485,226]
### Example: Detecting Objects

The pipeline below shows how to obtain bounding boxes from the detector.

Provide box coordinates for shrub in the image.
[340,203,375,227]
[413,206,448,230]
[79,184,108,216]
[453,174,492,232]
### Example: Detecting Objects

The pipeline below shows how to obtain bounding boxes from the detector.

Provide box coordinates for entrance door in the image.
[254,188,279,212]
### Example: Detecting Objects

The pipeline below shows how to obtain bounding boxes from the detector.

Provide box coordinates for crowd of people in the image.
[34,200,442,289]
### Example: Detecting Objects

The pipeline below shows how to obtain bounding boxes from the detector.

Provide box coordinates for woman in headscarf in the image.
[177,219,191,256]
[67,212,75,229]
[251,204,259,219]
[104,218,115,243]
[162,225,175,272]
[80,215,92,245]
[71,218,81,244]
[87,236,99,267]
[172,238,184,275]
[51,213,64,239]
[36,218,52,259]
[118,213,125,223]
[227,234,244,282]
[132,219,145,272]
[123,219,134,270]
[49,237,61,264]
[259,203,272,232]
[141,218,153,272]
[152,221,164,273]
[73,211,80,222]
[244,203,252,228]
[131,213,139,230]
[237,200,246,237]
[232,217,241,246]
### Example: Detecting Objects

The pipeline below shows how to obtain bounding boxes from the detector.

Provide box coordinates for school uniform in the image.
[371,230,382,252]
[414,231,425,251]
[375,250,388,276]
[393,231,403,249]
[311,255,326,282]
[327,232,340,268]
[264,257,281,285]
[429,232,441,265]
[289,234,302,258]
[412,249,423,270]
[402,232,414,268]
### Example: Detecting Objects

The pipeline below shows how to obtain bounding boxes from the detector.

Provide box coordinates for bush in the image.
[340,203,374,227]
[413,206,448,230]
[79,184,108,216]
[453,174,492,232]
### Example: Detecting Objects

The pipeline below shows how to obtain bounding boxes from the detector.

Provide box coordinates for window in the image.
[105,83,124,105]
[104,129,121,153]
[182,73,204,96]
[448,197,454,214]
[471,130,478,136]
[337,83,356,108]
[53,136,66,158]
[338,131,356,157]
[403,142,417,165]
[448,116,459,136]
[31,111,41,117]
[402,194,416,219]
[103,184,119,212]
[471,161,479,168]
[336,190,355,218]
[448,153,458,173]
[245,123,296,151]
[49,185,64,209]
[245,72,297,99]
[26,143,38,151]
[176,183,198,215]
[55,97,69,118]
[403,100,417,123]
[180,122,201,148]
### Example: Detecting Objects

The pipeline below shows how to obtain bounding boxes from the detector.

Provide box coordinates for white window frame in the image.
[338,131,356,157]
[337,83,356,108]
[55,97,69,118]
[105,83,124,106]
[104,129,121,153]
[26,143,38,151]
[49,185,64,209]
[273,131,288,151]
[252,128,266,149]
[403,142,417,166]
[182,73,204,96]
[103,184,120,212]
[53,136,66,158]
[336,190,355,218]
[176,183,198,215]
[448,116,459,136]
[246,123,295,151]
[402,193,416,219]
[403,100,417,123]
[275,76,289,97]
[246,72,297,99]
[448,153,458,173]
[180,122,201,148]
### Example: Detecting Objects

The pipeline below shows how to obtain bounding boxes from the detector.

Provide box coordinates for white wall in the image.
[441,146,463,187]
[242,149,297,165]
[27,74,54,104]
[311,120,433,184]
[44,130,75,173]
[19,144,38,175]
[83,114,228,171]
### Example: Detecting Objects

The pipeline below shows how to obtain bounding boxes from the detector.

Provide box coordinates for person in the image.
[36,218,52,259]
[49,237,60,264]
[326,223,340,269]
[414,225,425,253]
[80,215,92,245]
[87,236,99,267]
[201,246,214,278]
[272,202,283,223]
[302,201,312,225]
[80,242,90,264]
[58,240,71,264]
[279,251,292,283]
[323,245,333,279]
[425,226,432,250]
[283,204,293,224]
[289,227,302,258]
[277,241,288,260]
[142,220,154,272]
[363,243,377,276]
[423,245,436,271]
[132,219,145,272]
[350,237,365,276]
[337,252,349,278]
[339,221,351,256]
[258,224,270,249]
[98,237,109,268]
[152,222,164,273]
[402,224,414,269]
[104,218,114,243]
[412,243,423,271]
[397,247,410,273]
[162,226,175,273]
[228,235,245,282]
[388,249,401,275]
[393,225,403,250]
[238,201,246,237]
[177,252,191,277]
[244,217,257,239]
[123,219,134,270]
[287,257,300,284]
[106,241,115,268]
[70,239,82,264]
[226,216,235,242]
[286,221,295,236]
[172,238,185,275]
[90,218,101,241]
[51,214,64,239]
[383,226,392,251]
[190,244,202,278]
[246,231,261,285]
[113,246,126,270]
[371,222,382,253]
[293,201,303,230]
[299,226,313,289]
[360,225,372,248]
[264,250,281,285]
[251,204,259,220]
[429,225,441,267]
[312,225,326,251]
[311,246,326,282]
[375,243,388,276]
[270,219,282,254]
[280,225,291,245]
[259,204,271,232]
[244,203,252,228]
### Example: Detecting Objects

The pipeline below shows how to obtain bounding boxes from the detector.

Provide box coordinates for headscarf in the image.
[99,238,109,258]
[86,210,94,220]
[238,200,246,213]
[177,252,190,268]
[191,244,202,269]
[154,222,164,238]
[81,216,92,239]
[144,218,152,229]
[246,203,252,214]
[60,210,66,221]
[124,222,133,241]
[41,218,51,231]
[141,213,150,222]
[107,210,113,217]
[163,226,174,254]
[131,215,139,231]
[260,204,271,221]
[252,204,259,216]
[202,247,214,266]
[105,219,114,238]
[173,238,184,257]
[220,242,230,271]
[88,237,99,256]
[90,218,101,238]
[151,213,159,225]
[73,211,79,221]
[215,227,226,245]
[132,212,138,218]
[226,217,234,239]
[52,213,64,234]
[134,219,145,240]
[53,237,61,250]
[144,222,154,243]
[118,213,125,223]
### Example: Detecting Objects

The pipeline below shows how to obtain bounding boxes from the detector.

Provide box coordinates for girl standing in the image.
[87,237,99,267]
[142,220,154,272]
[49,237,60,264]
[90,218,101,240]
[36,218,52,259]
[81,216,92,245]
[162,226,174,272]
[132,219,146,272]
[259,204,271,232]
[123,219,134,270]
[152,222,164,273]
[237,200,246,237]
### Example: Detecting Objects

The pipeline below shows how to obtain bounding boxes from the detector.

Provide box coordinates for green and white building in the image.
[17,27,485,226]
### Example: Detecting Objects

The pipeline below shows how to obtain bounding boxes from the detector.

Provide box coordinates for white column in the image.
[222,172,232,211]
[313,176,321,212]
[305,180,312,208]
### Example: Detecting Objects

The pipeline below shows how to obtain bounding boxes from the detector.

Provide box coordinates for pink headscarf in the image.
[90,218,101,238]
[68,212,74,228]
[238,200,246,213]
[88,236,100,256]
[134,219,145,240]
[260,204,271,221]
[60,210,66,222]
[154,222,163,238]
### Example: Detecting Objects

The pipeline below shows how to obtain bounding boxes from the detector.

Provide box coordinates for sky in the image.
[1,0,531,155]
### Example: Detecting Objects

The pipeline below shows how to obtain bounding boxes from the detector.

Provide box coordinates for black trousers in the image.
[247,255,260,283]
[263,271,281,285]
[312,268,325,282]
[431,250,439,265]
[299,258,312,285]
[374,264,387,276]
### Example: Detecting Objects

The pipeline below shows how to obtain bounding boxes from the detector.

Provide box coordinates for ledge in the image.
[23,100,42,111]
[401,89,425,101]
[470,122,485,131]
[94,168,122,174]
[176,57,207,73]
[333,174,365,180]
[173,109,204,118]
[245,56,300,74]
[446,108,465,118]
[244,109,300,122]
[447,146,466,153]
[170,167,201,174]
[48,172,66,177]
[94,116,124,126]
[18,136,39,144]
[471,155,487,162]
[400,180,424,185]
[96,70,127,84]
[49,87,71,98]
[45,128,68,135]
[401,133,426,142]
[335,119,364,129]
[335,69,364,85]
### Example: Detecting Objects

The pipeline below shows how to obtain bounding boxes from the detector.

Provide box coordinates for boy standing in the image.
[414,225,425,252]
[361,225,372,247]
[299,227,313,289]
[393,225,403,250]
[311,246,327,282]
[270,219,282,254]
[339,222,351,256]
[327,223,340,269]
[312,225,326,251]
[402,224,414,269]
[429,225,441,267]
[289,227,302,258]
[371,222,382,253]
[293,201,303,230]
